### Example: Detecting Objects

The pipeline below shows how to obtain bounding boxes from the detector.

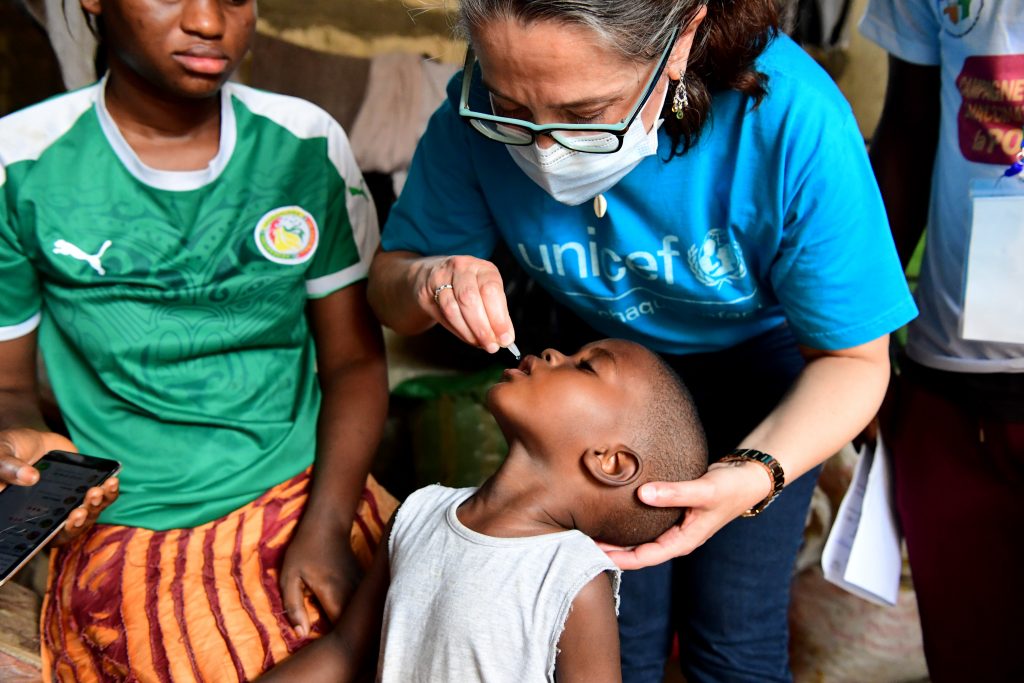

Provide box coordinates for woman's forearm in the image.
[304,287,390,526]
[0,333,48,432]
[734,334,891,485]
[305,359,389,527]
[367,249,437,336]
[869,57,940,269]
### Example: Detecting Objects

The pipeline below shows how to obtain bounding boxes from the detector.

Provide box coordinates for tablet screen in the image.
[0,452,119,580]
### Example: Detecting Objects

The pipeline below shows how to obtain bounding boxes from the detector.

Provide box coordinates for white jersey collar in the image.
[95,74,237,192]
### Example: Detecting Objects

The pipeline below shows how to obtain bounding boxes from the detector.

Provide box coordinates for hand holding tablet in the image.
[0,450,120,587]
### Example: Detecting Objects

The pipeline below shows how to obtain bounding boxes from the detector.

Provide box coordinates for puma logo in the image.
[53,239,113,276]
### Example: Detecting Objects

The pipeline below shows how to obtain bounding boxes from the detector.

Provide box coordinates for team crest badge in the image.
[687,229,748,289]
[254,206,319,265]
[938,0,982,37]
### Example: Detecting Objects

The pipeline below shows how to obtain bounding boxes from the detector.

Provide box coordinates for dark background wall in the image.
[0,0,64,116]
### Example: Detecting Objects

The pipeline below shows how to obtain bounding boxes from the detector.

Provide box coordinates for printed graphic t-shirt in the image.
[0,80,378,529]
[383,34,917,355]
[861,0,1024,372]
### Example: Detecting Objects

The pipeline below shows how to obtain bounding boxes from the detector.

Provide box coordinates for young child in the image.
[0,0,395,679]
[261,338,708,682]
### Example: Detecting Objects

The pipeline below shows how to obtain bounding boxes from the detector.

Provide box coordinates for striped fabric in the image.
[39,469,396,682]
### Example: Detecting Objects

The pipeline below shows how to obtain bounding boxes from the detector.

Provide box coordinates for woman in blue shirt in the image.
[368,1,916,680]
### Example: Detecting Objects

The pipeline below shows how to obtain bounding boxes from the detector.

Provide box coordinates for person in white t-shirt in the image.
[861,1,1024,679]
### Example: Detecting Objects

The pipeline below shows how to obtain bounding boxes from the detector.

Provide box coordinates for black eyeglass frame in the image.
[457,26,680,154]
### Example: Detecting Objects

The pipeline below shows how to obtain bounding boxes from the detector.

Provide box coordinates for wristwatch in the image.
[718,448,785,517]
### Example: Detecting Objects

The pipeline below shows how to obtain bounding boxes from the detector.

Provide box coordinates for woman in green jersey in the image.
[0,1,394,679]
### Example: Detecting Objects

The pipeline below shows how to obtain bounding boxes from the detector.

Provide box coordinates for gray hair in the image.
[456,0,704,63]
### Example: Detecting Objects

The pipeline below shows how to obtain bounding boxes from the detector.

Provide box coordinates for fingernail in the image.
[499,333,514,347]
[639,484,659,502]
[17,467,38,484]
[75,518,85,528]
[295,625,307,638]
[485,343,499,354]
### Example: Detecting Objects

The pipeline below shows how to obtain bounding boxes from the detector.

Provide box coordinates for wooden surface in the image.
[0,649,42,683]
[0,579,43,673]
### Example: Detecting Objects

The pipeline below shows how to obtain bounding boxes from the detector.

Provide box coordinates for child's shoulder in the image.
[0,84,100,169]
[395,484,472,522]
[390,485,473,541]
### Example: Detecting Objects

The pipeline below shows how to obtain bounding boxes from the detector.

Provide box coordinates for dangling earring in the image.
[671,77,689,120]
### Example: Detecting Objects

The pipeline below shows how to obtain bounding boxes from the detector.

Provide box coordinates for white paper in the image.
[961,194,1024,344]
[821,435,902,606]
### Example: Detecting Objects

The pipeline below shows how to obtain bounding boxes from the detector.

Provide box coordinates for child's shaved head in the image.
[592,354,707,547]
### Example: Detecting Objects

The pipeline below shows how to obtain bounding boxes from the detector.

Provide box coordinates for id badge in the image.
[961,178,1024,344]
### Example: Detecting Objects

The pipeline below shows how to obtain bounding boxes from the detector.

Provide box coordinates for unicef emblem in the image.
[687,229,748,288]
[938,0,982,37]
[254,206,319,265]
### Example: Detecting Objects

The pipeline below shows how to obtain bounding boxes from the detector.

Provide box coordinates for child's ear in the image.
[582,445,643,487]
[80,0,102,17]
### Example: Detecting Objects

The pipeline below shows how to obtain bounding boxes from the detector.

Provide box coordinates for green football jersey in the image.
[0,79,379,529]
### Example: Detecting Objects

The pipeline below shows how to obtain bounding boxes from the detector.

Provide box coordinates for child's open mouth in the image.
[500,358,533,381]
[500,368,527,381]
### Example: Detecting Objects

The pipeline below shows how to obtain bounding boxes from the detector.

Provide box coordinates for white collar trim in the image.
[95,75,237,191]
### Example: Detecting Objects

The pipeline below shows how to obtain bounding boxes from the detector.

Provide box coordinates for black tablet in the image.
[0,450,121,588]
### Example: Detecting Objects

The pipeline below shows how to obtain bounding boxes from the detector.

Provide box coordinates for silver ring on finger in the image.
[433,283,454,305]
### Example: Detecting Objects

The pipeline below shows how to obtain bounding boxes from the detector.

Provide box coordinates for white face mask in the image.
[505,88,666,206]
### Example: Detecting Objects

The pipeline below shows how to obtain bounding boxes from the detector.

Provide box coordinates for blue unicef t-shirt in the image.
[383,35,917,354]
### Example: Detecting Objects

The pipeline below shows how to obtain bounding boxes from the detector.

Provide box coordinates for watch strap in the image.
[719,448,785,517]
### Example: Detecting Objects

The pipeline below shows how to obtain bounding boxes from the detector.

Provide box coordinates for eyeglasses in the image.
[458,27,679,154]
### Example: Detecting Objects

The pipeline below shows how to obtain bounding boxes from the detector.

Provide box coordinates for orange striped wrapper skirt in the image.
[39,469,397,682]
